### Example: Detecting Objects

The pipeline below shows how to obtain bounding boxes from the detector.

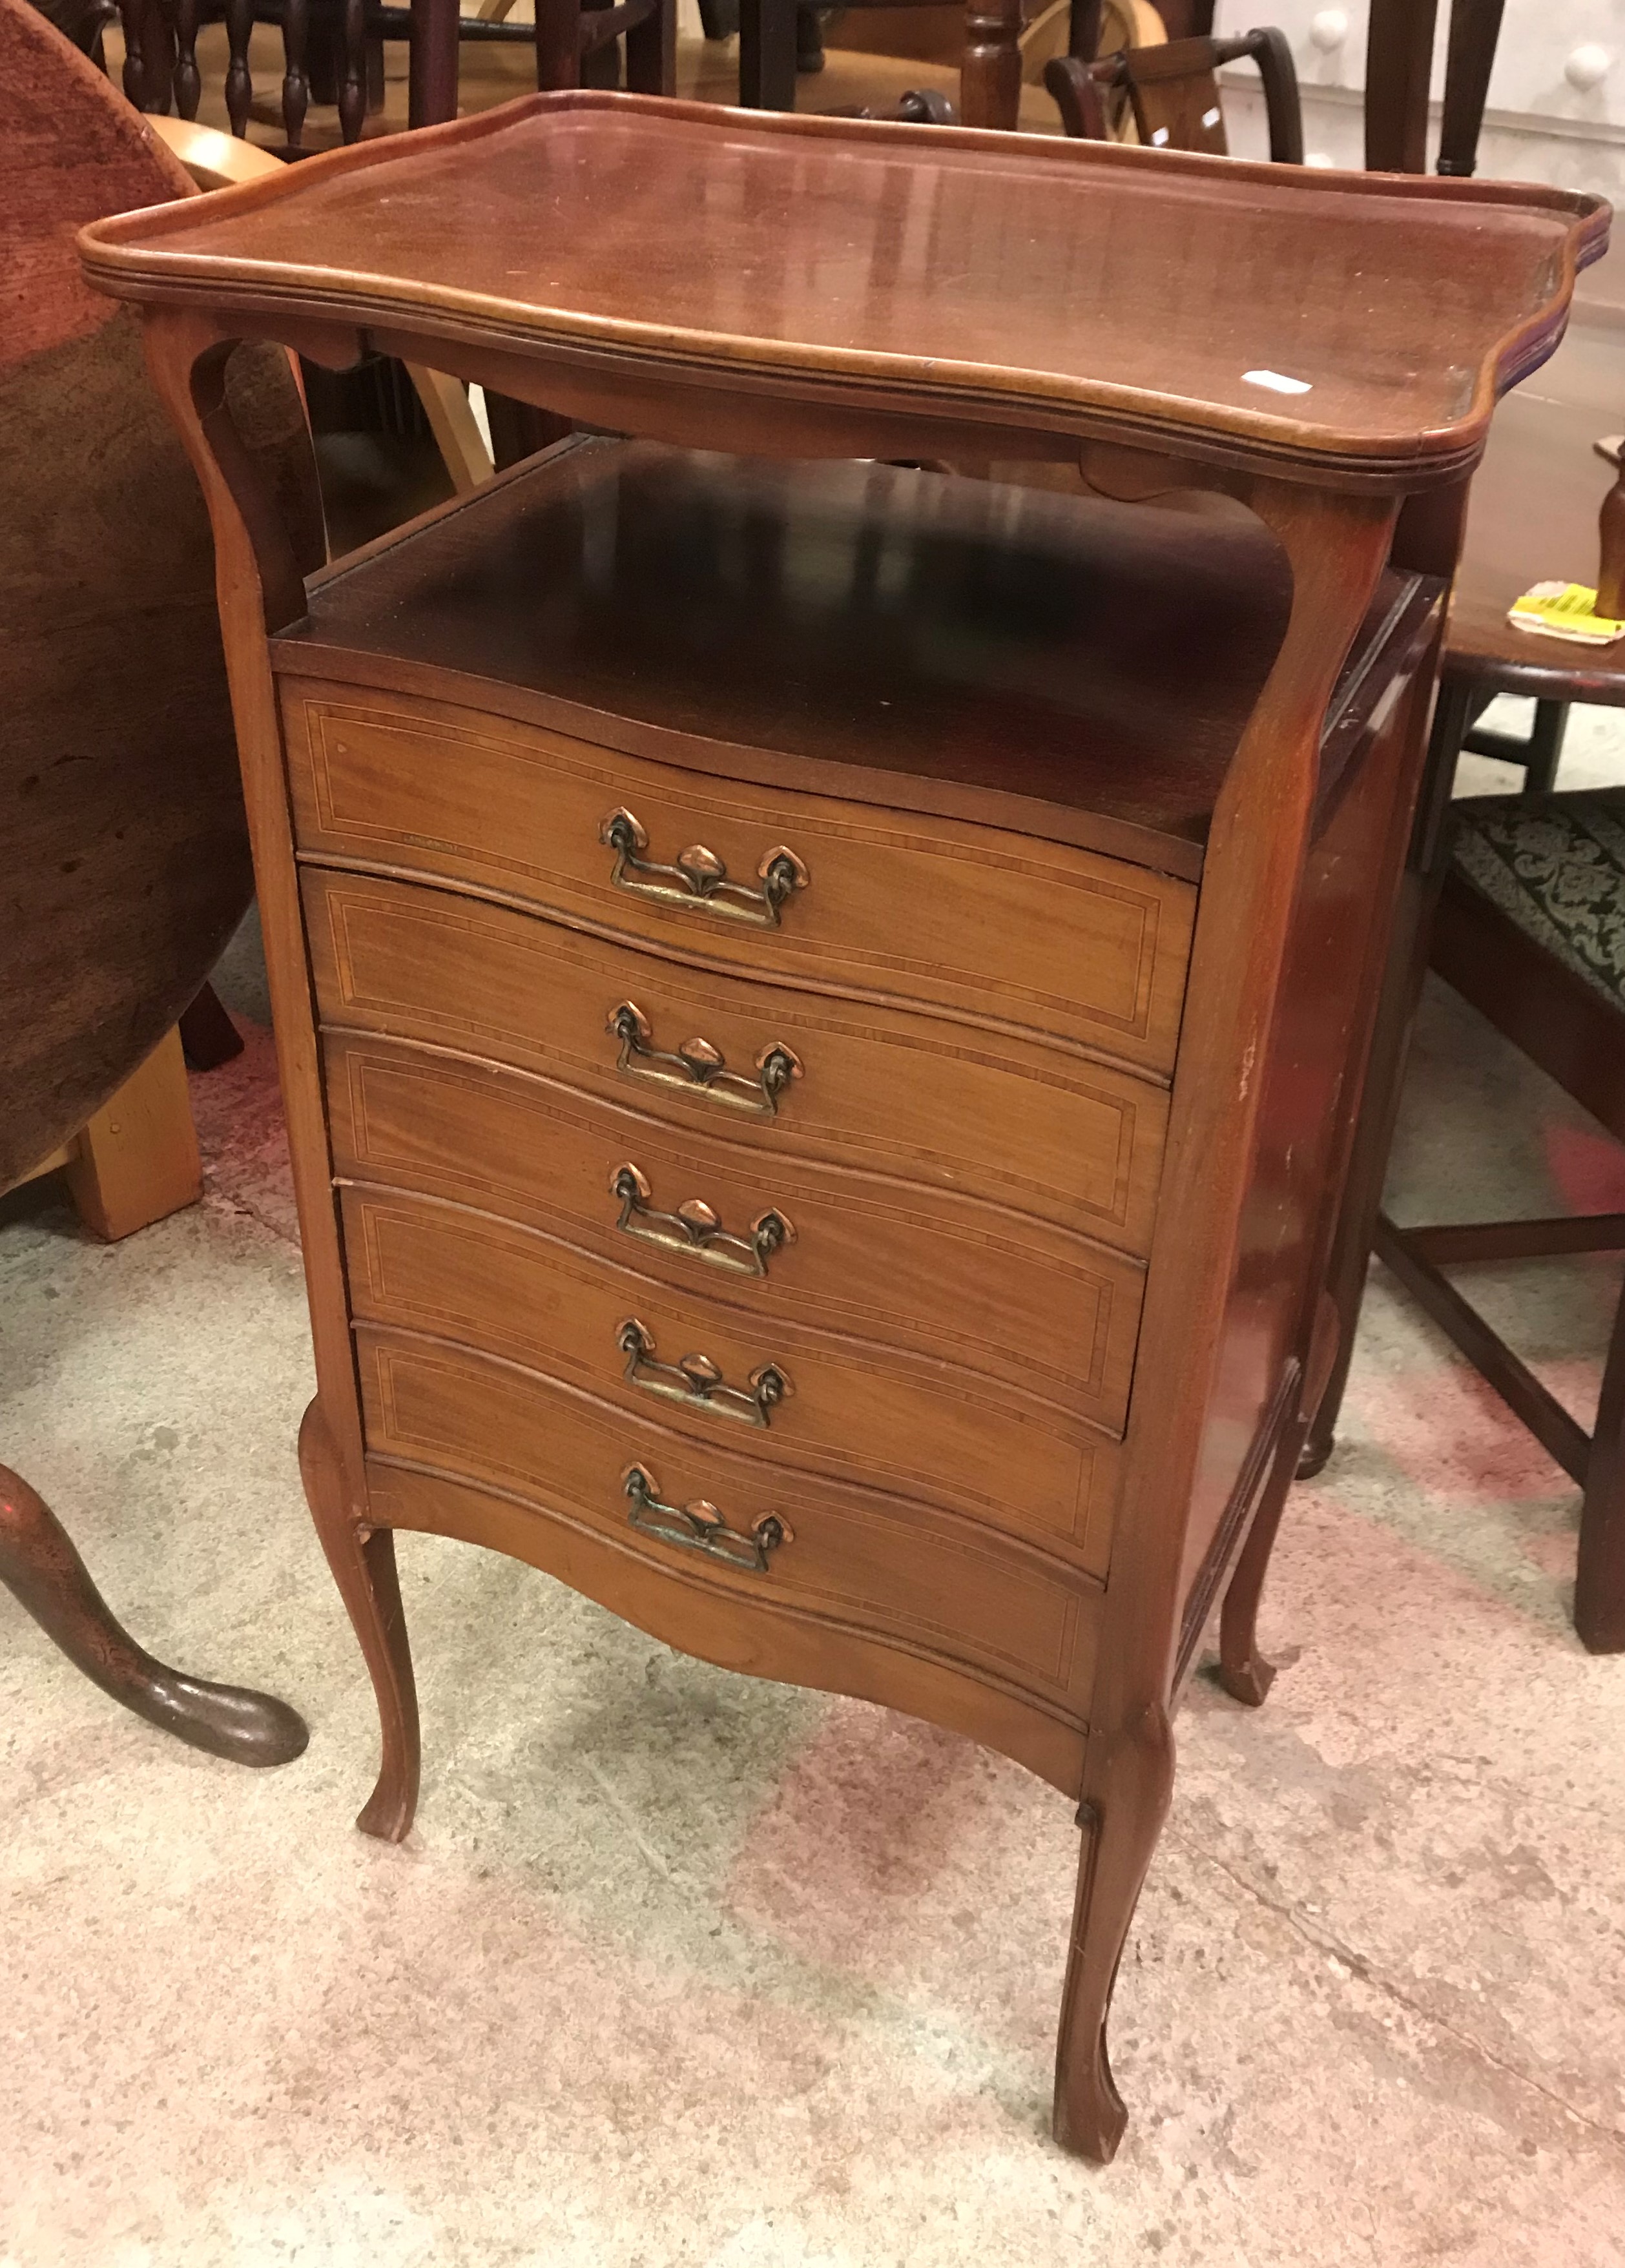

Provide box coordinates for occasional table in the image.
[80,93,1602,2159]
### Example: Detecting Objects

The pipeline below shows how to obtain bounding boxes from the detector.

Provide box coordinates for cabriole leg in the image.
[0,1462,308,1766]
[298,1398,420,1839]
[1052,1703,1174,2161]
[1218,1423,1308,1706]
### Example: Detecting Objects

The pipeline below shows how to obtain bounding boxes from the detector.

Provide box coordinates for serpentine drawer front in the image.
[89,92,1589,2156]
[324,1030,1148,1425]
[303,867,1170,1255]
[356,1325,1101,1716]
[282,683,1196,1076]
[339,1184,1124,1575]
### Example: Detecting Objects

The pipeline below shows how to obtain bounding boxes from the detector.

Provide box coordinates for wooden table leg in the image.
[737,0,797,111]
[63,1026,202,1245]
[0,1464,309,1766]
[408,0,462,127]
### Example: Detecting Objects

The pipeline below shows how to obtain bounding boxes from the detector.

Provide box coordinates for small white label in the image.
[1202,106,1221,128]
[1150,126,1170,145]
[1242,367,1314,396]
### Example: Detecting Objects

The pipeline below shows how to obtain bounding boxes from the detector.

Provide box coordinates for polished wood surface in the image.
[79,94,1604,486]
[1,0,289,1184]
[1447,396,1625,703]
[358,1325,1101,1707]
[280,442,1294,876]
[322,1027,1150,1419]
[85,98,1597,2160]
[282,674,1197,1053]
[342,1185,1126,1570]
[302,869,1172,1246]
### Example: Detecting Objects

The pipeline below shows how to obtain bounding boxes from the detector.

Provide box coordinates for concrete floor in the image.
[3,810,1625,2265]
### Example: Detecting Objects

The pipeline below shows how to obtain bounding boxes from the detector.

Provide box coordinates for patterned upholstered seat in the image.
[1452,789,1625,1016]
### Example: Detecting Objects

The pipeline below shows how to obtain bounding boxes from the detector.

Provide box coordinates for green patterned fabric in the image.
[1451,789,1625,1016]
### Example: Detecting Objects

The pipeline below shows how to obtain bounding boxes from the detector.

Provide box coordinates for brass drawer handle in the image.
[599,807,809,928]
[608,1002,802,1118]
[609,1163,794,1278]
[622,1463,791,1574]
[616,1317,791,1428]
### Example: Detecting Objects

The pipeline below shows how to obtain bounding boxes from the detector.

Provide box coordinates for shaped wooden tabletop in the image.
[81,93,1608,487]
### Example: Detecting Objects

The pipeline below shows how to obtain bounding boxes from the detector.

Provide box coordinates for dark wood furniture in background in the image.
[737,0,1020,122]
[1286,0,1625,1655]
[1365,0,1505,174]
[81,90,1600,2157]
[1045,25,1301,160]
[1381,777,1625,1655]
[1302,398,1625,1656]
[0,0,310,1766]
[117,0,675,147]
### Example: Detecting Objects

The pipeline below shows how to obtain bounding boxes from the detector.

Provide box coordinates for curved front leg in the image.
[1053,1702,1175,2161]
[298,1401,420,1839]
[0,1462,308,1766]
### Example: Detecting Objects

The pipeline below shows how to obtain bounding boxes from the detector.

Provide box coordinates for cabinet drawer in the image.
[341,1186,1121,1575]
[282,681,1194,1075]
[306,871,1167,1255]
[357,1326,1099,1714]
[326,1032,1145,1427]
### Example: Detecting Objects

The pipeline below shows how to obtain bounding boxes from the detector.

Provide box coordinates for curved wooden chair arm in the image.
[1044,52,1110,138]
[1233,26,1303,167]
[1048,28,1303,165]
[143,111,284,190]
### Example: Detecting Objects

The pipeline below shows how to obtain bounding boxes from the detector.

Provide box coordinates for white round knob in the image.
[1566,43,1611,91]
[1309,8,1348,50]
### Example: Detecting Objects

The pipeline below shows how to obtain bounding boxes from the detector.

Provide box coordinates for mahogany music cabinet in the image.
[80,97,1602,2159]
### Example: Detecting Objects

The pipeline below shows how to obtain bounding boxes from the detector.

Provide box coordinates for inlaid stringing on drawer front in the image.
[340,1186,1122,1574]
[281,683,1195,1075]
[305,869,1168,1253]
[357,1328,1095,1710]
[327,1033,1146,1424]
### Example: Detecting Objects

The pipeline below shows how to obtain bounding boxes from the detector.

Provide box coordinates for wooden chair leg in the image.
[61,1027,200,1244]
[0,1463,308,1765]
[962,0,1024,130]
[223,0,253,134]
[736,0,797,112]
[178,978,244,1071]
[1577,1279,1625,1653]
[624,0,676,97]
[1364,0,1438,172]
[1437,0,1504,177]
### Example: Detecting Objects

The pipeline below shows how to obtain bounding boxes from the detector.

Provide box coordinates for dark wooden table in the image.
[80,91,1602,2161]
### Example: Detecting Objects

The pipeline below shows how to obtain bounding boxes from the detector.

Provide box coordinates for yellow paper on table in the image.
[1508,580,1625,645]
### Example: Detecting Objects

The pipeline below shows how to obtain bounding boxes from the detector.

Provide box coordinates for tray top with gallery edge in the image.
[79,92,1608,488]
